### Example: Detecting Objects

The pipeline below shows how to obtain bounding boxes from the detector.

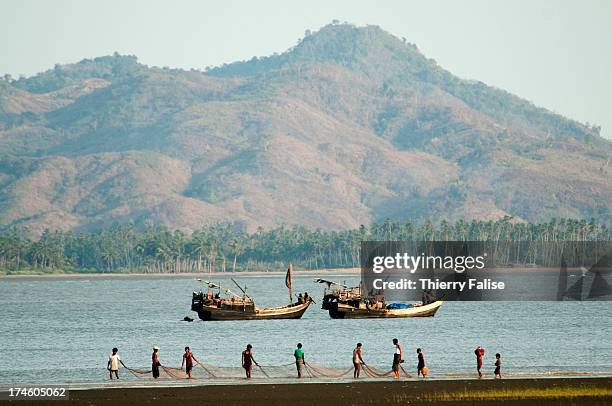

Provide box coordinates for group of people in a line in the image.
[107,342,502,380]
[350,340,427,379]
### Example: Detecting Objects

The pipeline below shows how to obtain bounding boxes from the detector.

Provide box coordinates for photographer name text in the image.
[372,278,505,291]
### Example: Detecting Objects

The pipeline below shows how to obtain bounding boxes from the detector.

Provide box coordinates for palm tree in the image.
[229,236,244,273]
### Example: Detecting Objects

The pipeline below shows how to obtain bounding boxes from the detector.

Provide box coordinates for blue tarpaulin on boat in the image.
[386,303,413,309]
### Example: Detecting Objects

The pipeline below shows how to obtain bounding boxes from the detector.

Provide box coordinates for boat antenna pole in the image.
[231,278,251,301]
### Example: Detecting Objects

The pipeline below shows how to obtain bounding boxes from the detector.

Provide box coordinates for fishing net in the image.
[120,364,612,381]
[122,361,401,380]
[303,363,353,378]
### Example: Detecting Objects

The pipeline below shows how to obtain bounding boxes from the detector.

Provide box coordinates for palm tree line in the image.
[0,217,609,273]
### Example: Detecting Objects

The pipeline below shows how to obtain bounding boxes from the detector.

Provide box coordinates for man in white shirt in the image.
[107,347,126,379]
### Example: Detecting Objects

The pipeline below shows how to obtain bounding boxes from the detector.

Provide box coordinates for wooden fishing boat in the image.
[317,279,443,319]
[191,267,313,320]
[326,300,443,318]
[191,292,312,320]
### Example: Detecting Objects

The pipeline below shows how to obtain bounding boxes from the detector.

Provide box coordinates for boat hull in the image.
[327,300,443,319]
[194,301,312,321]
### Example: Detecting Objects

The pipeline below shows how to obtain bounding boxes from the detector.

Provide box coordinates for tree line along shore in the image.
[0,217,610,275]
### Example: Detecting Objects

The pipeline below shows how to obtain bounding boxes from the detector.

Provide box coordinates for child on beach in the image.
[417,348,426,378]
[494,353,502,378]
[107,347,126,380]
[181,346,199,379]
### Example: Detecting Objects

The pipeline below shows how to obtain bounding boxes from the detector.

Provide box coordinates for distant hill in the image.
[1,23,610,234]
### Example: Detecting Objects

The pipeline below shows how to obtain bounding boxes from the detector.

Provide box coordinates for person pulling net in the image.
[109,342,412,381]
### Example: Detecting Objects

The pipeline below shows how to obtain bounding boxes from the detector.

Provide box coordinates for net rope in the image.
[121,361,403,380]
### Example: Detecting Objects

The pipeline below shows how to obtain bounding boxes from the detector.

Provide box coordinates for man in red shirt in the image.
[474,346,485,378]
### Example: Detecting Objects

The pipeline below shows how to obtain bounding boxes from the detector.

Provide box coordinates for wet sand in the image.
[5,377,611,406]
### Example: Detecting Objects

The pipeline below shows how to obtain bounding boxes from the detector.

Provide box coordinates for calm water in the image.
[0,273,611,385]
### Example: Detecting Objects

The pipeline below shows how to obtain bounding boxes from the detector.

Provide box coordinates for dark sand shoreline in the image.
[4,377,611,405]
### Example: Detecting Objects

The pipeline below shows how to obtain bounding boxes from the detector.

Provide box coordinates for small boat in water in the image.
[191,266,313,321]
[317,279,443,319]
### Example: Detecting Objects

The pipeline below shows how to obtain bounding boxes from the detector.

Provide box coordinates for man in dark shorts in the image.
[242,344,259,379]
[181,346,199,379]
[353,343,365,378]
[494,353,502,378]
[294,343,305,378]
[417,348,426,378]
[392,338,403,379]
[152,346,161,379]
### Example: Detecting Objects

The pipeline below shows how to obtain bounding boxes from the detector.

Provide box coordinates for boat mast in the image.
[286,264,293,304]
[231,278,251,301]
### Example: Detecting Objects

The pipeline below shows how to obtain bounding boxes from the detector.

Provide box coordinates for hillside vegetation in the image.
[1,23,611,234]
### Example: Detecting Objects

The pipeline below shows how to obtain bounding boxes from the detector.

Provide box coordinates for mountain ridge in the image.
[1,23,610,234]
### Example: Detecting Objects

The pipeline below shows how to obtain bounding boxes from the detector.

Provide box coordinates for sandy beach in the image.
[3,377,611,405]
[0,268,360,279]
[0,267,581,280]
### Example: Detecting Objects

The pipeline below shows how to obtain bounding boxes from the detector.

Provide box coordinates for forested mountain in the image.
[1,23,611,235]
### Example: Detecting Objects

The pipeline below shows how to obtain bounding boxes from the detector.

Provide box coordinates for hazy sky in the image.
[2,0,611,139]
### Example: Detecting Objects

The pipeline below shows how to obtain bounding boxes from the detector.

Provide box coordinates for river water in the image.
[0,272,611,385]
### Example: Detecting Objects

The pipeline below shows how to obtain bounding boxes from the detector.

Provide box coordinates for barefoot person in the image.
[494,353,502,379]
[474,346,485,378]
[294,343,305,378]
[353,343,365,378]
[181,346,199,379]
[107,347,126,380]
[242,344,259,379]
[417,348,426,378]
[392,338,403,379]
[152,346,161,379]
